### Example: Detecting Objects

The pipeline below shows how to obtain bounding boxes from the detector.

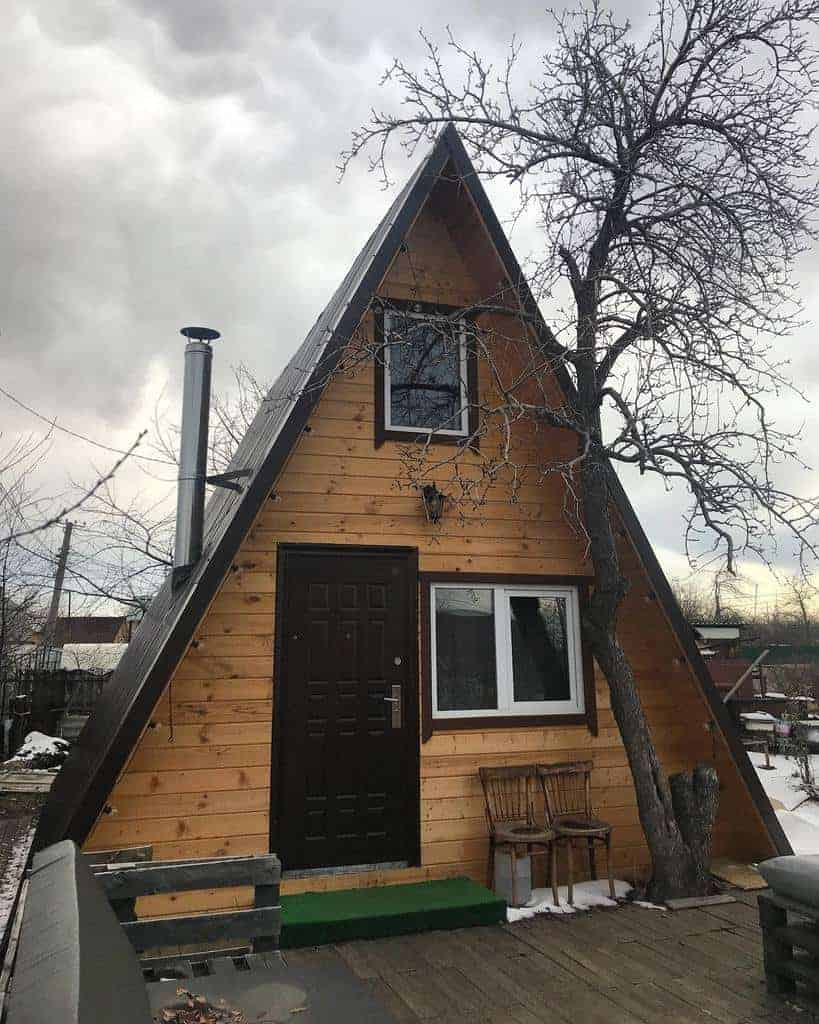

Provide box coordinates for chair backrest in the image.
[479,764,538,831]
[537,761,593,821]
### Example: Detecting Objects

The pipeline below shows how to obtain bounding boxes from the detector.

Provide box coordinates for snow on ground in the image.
[749,750,819,854]
[4,732,69,769]
[775,807,819,855]
[0,817,37,943]
[507,879,639,922]
[747,751,819,811]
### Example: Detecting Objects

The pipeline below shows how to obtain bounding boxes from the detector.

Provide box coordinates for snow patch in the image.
[748,751,819,811]
[631,899,667,911]
[5,732,69,769]
[749,750,819,854]
[60,642,126,673]
[507,879,632,922]
[0,822,36,939]
[775,808,819,855]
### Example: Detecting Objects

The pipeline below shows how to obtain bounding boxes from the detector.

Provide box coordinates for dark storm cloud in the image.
[1,0,559,432]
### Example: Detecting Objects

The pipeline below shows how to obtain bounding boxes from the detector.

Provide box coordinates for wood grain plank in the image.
[126,744,271,772]
[91,811,269,846]
[114,767,270,796]
[108,787,269,821]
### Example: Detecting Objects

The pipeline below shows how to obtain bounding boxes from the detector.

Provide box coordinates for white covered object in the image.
[60,643,127,673]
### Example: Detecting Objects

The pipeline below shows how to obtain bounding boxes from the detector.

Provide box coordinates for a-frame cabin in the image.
[37,126,788,918]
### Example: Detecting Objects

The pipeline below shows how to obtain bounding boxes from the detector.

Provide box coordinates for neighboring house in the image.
[31,615,130,647]
[692,623,743,658]
[5,643,130,744]
[707,658,755,700]
[36,126,787,917]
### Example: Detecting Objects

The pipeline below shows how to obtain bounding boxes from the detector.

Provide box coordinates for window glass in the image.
[434,587,497,711]
[509,596,571,702]
[387,314,463,432]
[430,583,584,720]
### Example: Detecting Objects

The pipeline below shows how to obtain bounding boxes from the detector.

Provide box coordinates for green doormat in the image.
[280,877,505,948]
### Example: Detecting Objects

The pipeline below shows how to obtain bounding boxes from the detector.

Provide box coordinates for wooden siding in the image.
[84,196,775,917]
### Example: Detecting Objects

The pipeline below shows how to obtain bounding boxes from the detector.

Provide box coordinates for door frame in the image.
[270,542,421,870]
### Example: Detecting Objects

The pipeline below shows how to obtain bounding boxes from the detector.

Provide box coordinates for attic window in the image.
[374,304,477,446]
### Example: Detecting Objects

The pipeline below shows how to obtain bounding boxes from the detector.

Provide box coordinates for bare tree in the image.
[781,573,818,642]
[343,0,819,897]
[670,579,712,625]
[47,364,270,612]
[0,434,56,719]
[712,569,747,624]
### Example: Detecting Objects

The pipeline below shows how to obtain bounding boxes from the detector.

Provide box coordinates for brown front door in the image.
[274,545,419,871]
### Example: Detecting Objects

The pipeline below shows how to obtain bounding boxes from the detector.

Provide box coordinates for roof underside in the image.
[35,125,790,859]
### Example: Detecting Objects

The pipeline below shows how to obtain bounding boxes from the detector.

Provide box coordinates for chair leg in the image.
[511,846,518,908]
[588,837,597,880]
[566,840,574,906]
[606,833,615,900]
[487,840,495,891]
[550,842,559,907]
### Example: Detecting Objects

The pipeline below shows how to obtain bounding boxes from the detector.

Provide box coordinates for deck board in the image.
[283,895,819,1023]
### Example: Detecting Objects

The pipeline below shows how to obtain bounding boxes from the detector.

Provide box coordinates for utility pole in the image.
[42,522,73,655]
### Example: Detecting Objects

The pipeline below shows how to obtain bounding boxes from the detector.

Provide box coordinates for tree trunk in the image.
[670,765,720,894]
[579,451,718,901]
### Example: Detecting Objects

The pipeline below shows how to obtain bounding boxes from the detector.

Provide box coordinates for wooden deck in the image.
[283,890,819,1023]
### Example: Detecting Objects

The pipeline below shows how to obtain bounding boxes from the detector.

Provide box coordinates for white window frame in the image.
[430,582,586,719]
[383,309,469,436]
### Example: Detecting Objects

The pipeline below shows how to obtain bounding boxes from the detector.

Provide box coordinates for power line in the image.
[0,384,175,466]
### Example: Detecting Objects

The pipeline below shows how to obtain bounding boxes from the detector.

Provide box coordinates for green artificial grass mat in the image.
[280,877,505,948]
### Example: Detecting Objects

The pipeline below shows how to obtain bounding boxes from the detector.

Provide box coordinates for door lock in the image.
[384,684,401,728]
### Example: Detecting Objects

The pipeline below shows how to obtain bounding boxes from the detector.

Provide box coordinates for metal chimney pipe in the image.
[174,326,220,575]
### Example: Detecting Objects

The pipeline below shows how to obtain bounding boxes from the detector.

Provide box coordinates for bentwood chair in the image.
[537,760,615,905]
[478,764,558,908]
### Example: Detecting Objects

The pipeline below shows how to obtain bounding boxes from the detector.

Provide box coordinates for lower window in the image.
[430,582,586,719]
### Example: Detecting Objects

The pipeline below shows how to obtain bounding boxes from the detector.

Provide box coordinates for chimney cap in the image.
[180,326,221,342]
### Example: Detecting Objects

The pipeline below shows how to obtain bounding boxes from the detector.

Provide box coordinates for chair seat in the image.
[493,824,554,845]
[553,814,611,837]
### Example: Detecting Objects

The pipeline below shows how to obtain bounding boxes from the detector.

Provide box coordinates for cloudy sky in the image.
[2,0,818,618]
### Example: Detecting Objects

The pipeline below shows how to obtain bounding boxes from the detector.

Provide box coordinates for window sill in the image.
[429,712,593,731]
[376,426,473,448]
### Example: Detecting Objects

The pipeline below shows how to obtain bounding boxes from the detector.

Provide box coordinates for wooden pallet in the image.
[759,890,819,995]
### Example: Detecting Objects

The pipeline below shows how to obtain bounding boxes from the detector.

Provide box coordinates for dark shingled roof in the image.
[35,124,791,859]
[47,616,127,646]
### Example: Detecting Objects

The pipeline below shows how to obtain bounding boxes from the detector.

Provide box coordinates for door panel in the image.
[275,546,418,871]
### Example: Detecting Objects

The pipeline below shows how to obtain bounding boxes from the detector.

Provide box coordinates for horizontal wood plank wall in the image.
[84,198,775,918]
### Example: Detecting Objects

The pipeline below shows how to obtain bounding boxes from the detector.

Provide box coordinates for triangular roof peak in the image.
[35,123,789,857]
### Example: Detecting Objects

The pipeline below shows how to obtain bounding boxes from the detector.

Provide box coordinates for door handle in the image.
[385,684,401,728]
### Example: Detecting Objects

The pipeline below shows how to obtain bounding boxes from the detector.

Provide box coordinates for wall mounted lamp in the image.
[422,483,447,524]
